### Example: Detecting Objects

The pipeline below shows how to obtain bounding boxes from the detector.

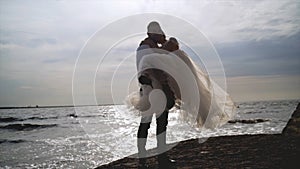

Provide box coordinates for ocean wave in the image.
[228,119,270,124]
[26,116,58,120]
[67,113,78,118]
[0,113,104,123]
[0,117,23,122]
[0,139,27,144]
[244,111,265,114]
[67,113,105,118]
[0,116,59,123]
[0,123,57,131]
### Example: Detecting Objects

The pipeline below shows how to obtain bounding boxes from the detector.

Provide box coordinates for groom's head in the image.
[147,21,166,44]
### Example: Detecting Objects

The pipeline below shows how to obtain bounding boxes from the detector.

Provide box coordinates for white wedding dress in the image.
[126,48,236,129]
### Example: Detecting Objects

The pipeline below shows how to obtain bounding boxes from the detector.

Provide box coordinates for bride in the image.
[127,37,236,129]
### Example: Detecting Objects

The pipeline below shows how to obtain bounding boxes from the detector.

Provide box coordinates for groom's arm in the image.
[139,37,158,48]
[138,75,152,87]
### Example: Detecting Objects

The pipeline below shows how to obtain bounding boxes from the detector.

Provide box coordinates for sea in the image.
[0,99,299,169]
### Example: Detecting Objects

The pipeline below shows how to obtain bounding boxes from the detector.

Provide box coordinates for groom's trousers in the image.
[137,110,169,156]
[137,76,175,157]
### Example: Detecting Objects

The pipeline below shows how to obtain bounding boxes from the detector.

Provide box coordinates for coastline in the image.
[96,102,300,168]
[0,103,117,110]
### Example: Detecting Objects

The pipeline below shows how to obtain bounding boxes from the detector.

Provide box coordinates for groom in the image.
[136,21,176,168]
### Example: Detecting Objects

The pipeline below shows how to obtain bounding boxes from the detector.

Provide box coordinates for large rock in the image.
[282,103,300,135]
[96,102,300,169]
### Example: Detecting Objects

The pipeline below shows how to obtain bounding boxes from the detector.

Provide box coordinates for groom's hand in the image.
[159,35,167,45]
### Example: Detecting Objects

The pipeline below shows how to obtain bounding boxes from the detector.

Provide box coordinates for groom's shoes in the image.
[157,153,176,169]
[137,149,149,169]
[138,158,150,169]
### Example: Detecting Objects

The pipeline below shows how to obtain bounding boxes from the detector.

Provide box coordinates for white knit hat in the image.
[147,21,165,35]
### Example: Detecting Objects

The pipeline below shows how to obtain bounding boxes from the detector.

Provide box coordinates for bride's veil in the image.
[126,47,236,129]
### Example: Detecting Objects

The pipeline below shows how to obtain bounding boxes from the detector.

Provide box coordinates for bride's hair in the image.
[162,37,179,52]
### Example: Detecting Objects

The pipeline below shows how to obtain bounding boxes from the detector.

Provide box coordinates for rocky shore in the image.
[96,103,300,169]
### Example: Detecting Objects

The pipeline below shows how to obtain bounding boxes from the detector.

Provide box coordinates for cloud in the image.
[151,0,300,43]
[216,32,300,77]
[20,86,33,89]
[227,75,300,102]
[0,0,299,105]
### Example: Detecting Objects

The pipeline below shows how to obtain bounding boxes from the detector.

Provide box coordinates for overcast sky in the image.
[0,0,299,106]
